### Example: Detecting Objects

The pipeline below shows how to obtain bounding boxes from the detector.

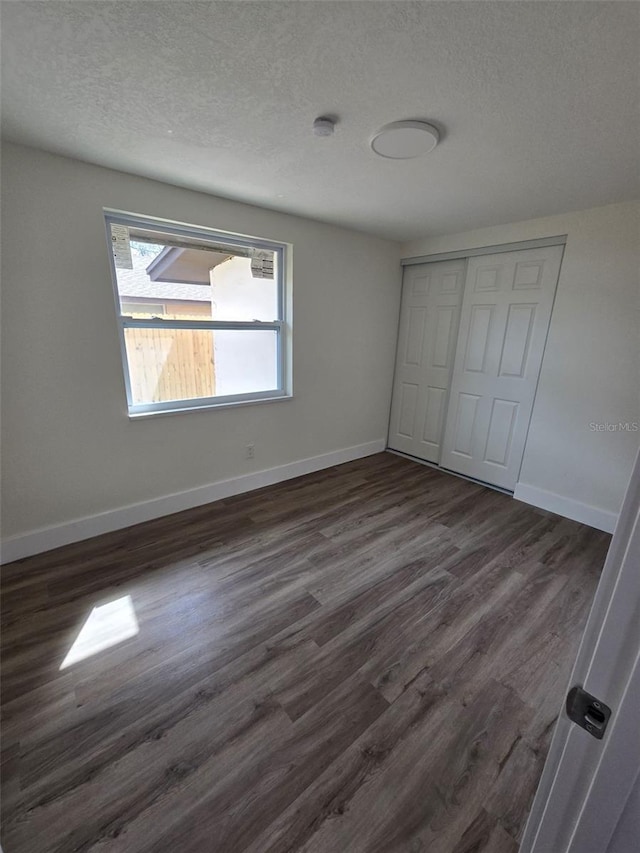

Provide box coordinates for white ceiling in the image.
[2,1,638,241]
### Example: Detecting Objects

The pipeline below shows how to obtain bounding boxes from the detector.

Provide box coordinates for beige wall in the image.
[1,143,401,543]
[402,201,640,523]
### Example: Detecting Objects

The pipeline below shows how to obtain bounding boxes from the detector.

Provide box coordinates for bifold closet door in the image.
[388,259,466,463]
[440,245,564,490]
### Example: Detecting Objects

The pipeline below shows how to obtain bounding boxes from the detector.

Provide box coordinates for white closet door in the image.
[440,245,563,490]
[388,259,465,463]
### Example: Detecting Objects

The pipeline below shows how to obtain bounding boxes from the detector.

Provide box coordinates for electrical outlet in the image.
[245,443,255,460]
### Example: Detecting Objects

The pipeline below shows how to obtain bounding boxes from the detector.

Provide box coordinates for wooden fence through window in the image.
[124,318,215,403]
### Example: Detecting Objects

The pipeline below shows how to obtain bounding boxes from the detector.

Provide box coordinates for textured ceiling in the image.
[2,1,638,240]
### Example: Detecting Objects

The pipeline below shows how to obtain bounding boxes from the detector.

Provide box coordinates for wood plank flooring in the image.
[0,453,610,853]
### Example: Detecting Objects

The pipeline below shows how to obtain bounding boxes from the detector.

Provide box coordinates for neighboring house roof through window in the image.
[115,268,213,302]
[146,246,231,285]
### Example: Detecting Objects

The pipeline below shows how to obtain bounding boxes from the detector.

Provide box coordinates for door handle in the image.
[566,685,612,740]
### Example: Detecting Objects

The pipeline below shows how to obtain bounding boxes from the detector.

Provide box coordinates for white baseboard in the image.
[514,482,618,533]
[1,439,387,564]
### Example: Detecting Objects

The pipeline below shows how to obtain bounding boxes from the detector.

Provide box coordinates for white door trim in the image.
[521,448,640,852]
[401,235,568,267]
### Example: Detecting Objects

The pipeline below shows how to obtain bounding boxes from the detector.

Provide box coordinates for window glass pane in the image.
[210,256,278,322]
[123,328,278,405]
[110,224,278,322]
[213,329,278,396]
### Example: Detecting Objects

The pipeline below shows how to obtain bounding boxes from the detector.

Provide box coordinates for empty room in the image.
[1,2,639,852]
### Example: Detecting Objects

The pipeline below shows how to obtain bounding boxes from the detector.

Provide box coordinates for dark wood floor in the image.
[1,453,610,853]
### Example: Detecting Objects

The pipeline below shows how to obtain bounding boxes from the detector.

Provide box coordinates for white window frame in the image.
[104,210,290,417]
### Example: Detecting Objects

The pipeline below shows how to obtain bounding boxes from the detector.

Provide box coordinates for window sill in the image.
[127,393,293,420]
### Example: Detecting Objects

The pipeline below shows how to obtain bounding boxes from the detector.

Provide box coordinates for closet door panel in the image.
[440,245,563,490]
[388,260,466,463]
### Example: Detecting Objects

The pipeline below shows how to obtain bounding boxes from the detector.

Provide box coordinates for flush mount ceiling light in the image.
[370,120,440,159]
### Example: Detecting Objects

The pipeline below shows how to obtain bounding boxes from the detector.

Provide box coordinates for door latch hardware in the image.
[566,685,611,740]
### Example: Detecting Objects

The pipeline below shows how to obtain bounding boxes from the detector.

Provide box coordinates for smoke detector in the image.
[370,120,440,159]
[313,116,336,137]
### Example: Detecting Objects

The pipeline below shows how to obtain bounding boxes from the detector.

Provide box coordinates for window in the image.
[105,211,289,415]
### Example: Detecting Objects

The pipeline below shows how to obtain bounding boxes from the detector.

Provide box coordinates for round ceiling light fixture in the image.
[370,120,440,159]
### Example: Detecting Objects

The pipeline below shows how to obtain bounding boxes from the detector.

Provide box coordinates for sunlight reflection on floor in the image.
[59,595,139,669]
